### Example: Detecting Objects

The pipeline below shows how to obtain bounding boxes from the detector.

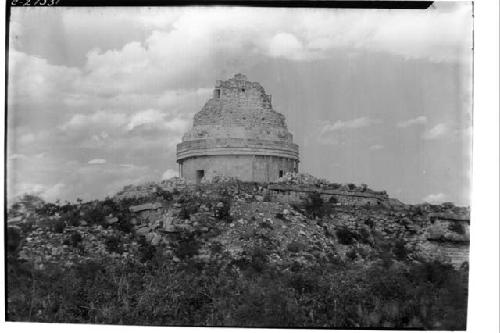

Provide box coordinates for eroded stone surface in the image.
[177,74,299,183]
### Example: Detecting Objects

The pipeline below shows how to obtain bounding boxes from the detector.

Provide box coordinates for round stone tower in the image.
[177,73,299,184]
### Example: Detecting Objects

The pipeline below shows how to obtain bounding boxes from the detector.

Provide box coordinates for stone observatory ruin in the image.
[177,73,299,184]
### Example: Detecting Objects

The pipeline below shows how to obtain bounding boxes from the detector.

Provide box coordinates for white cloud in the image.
[164,117,189,131]
[320,117,380,134]
[422,192,447,204]
[267,32,318,61]
[119,164,136,168]
[397,116,427,128]
[127,109,165,131]
[157,88,212,109]
[88,158,107,165]
[289,3,471,63]
[9,4,472,117]
[370,144,384,150]
[61,111,128,131]
[8,154,27,160]
[162,168,178,180]
[12,183,46,197]
[37,4,472,100]
[126,109,188,132]
[43,183,66,202]
[9,182,66,202]
[8,49,81,102]
[423,123,449,140]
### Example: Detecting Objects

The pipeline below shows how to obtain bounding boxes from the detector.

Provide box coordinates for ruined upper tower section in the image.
[183,73,292,142]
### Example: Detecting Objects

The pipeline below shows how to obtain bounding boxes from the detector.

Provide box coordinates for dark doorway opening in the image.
[196,170,205,184]
[279,170,284,178]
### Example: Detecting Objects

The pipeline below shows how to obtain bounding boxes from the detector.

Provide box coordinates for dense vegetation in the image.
[6,189,469,329]
[6,250,468,328]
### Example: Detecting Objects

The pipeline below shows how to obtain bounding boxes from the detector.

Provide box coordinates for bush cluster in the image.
[448,222,466,235]
[6,253,468,329]
[336,227,358,245]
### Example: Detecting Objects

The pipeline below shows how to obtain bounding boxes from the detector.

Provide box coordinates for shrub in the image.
[70,232,83,247]
[36,202,59,216]
[448,222,466,235]
[442,202,455,209]
[259,220,273,229]
[346,248,357,261]
[393,239,408,261]
[174,233,200,259]
[138,236,156,262]
[214,198,231,222]
[74,260,106,281]
[7,227,22,253]
[347,183,356,190]
[275,212,285,220]
[102,197,118,211]
[410,260,456,287]
[305,192,324,217]
[105,235,123,254]
[249,246,269,272]
[115,215,134,233]
[288,272,319,294]
[359,227,372,244]
[209,241,223,254]
[52,220,66,233]
[62,210,81,227]
[156,187,173,201]
[336,227,358,245]
[287,241,305,253]
[85,206,106,225]
[328,196,338,204]
[179,201,198,220]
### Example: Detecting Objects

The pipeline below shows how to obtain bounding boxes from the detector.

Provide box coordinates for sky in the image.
[7,3,473,205]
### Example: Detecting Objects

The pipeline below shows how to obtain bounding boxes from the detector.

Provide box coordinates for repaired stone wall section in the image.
[418,242,470,268]
[418,212,470,268]
[426,213,470,243]
[268,184,390,206]
[177,73,299,184]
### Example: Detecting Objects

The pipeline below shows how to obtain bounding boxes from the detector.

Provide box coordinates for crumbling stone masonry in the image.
[177,74,299,184]
[268,184,390,206]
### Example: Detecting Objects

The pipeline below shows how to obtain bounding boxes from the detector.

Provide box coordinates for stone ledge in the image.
[268,184,389,200]
[177,139,299,161]
[178,138,299,150]
[177,147,299,161]
[429,212,470,223]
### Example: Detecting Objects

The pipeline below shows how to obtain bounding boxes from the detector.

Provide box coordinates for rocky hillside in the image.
[6,174,469,329]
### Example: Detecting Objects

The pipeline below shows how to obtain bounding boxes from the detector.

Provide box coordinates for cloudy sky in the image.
[7,3,472,205]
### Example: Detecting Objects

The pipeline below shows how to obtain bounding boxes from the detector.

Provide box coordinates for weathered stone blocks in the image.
[177,74,299,183]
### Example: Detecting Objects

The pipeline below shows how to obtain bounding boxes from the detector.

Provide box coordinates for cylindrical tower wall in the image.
[180,155,298,184]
